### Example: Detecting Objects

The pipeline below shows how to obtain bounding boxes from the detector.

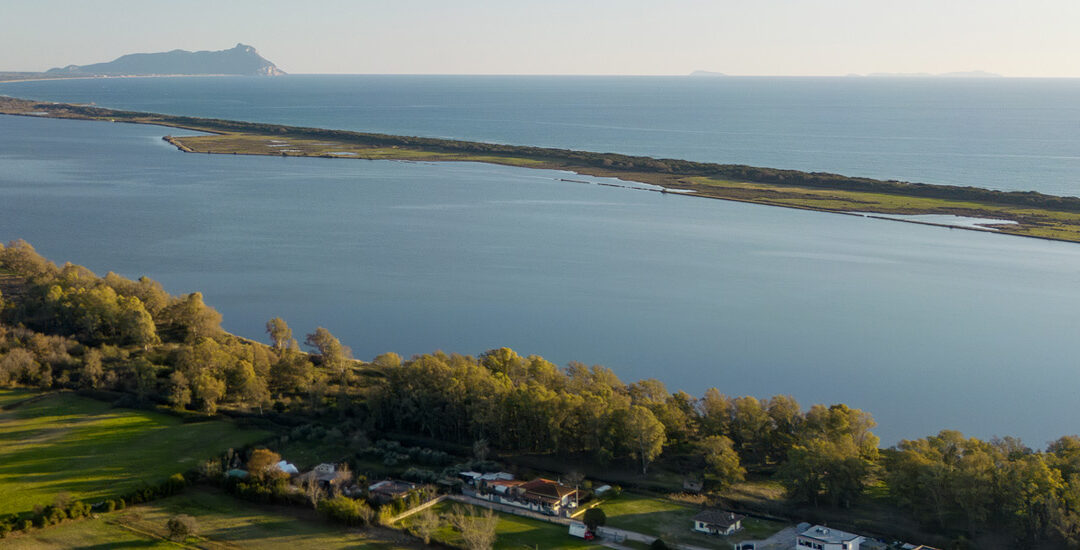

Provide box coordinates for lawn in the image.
[5,487,420,549]
[401,501,597,550]
[0,388,40,407]
[0,390,271,515]
[598,491,786,548]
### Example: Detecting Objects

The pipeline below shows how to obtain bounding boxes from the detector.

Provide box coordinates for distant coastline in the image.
[4,94,1080,244]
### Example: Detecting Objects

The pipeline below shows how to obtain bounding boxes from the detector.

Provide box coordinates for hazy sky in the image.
[3,0,1079,76]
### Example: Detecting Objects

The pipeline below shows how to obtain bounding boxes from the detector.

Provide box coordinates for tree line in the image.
[1,239,1079,546]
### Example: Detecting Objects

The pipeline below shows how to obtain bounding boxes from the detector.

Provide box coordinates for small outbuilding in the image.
[691,509,745,536]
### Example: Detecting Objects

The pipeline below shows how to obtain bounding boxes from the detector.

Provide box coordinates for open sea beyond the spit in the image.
[2,75,1080,445]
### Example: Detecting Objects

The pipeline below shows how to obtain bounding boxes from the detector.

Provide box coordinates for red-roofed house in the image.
[470,477,579,516]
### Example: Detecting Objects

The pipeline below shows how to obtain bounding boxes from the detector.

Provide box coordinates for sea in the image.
[2,75,1080,445]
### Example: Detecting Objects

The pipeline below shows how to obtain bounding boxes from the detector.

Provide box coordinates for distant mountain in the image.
[46,44,285,77]
[859,70,1003,78]
[689,70,726,77]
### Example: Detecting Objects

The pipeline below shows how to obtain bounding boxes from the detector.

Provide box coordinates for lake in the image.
[2,114,1079,446]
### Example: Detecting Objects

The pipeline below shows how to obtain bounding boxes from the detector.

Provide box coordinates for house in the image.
[796,524,864,550]
[295,463,342,490]
[469,477,579,516]
[368,479,417,503]
[692,509,744,536]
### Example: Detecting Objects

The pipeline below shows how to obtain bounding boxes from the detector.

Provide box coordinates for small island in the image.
[4,95,1080,243]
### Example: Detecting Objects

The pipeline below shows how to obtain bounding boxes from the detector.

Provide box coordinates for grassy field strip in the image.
[399,500,596,549]
[0,390,270,515]
[598,492,786,548]
[4,487,419,549]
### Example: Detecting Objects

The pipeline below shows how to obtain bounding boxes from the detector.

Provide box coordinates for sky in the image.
[2,0,1079,77]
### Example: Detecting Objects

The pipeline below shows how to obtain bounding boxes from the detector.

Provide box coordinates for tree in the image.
[79,348,104,389]
[625,405,666,475]
[700,435,745,491]
[246,448,282,481]
[412,508,439,544]
[303,477,323,509]
[265,317,295,351]
[165,292,223,342]
[117,296,159,348]
[583,507,607,532]
[304,327,351,382]
[473,438,490,461]
[269,349,313,395]
[448,505,498,550]
[192,371,225,413]
[167,370,192,410]
[166,514,197,541]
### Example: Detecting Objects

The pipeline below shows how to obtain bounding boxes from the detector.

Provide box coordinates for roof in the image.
[798,525,862,544]
[479,472,514,481]
[274,460,299,475]
[369,479,416,496]
[692,509,745,528]
[520,478,576,500]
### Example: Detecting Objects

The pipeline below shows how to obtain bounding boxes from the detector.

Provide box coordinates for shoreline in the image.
[5,94,1080,244]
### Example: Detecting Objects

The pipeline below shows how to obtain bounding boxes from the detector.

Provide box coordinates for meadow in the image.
[598,491,785,547]
[4,487,419,549]
[0,390,270,515]
[400,501,597,550]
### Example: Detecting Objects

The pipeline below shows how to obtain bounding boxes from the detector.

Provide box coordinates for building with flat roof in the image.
[796,523,864,550]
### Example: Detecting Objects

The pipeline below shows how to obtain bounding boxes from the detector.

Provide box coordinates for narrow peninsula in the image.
[5,95,1080,243]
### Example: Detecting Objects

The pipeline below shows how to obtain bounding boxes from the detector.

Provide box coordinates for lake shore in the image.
[5,94,1080,243]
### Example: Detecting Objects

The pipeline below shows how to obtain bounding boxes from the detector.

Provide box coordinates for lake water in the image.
[2,114,1080,446]
[4,75,1080,195]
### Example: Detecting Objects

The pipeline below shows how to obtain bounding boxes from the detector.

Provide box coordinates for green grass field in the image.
[5,487,419,549]
[401,501,597,549]
[0,390,271,515]
[599,492,786,547]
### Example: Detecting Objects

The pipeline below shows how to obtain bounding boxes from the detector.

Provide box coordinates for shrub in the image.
[164,473,186,495]
[650,539,668,550]
[166,514,197,541]
[318,495,370,527]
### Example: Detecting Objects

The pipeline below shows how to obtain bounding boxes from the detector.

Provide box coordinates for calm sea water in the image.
[4,75,1080,195]
[2,114,1080,446]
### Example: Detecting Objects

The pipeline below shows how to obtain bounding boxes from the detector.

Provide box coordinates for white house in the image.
[691,509,744,536]
[796,524,864,550]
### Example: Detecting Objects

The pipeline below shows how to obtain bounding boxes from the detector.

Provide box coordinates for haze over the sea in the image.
[4,0,1080,77]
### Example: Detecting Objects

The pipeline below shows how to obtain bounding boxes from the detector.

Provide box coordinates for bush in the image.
[164,473,186,495]
[650,539,668,550]
[166,514,197,541]
[318,495,370,527]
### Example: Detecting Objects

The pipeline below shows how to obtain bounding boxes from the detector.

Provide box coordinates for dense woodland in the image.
[2,239,1080,547]
[7,95,1080,213]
